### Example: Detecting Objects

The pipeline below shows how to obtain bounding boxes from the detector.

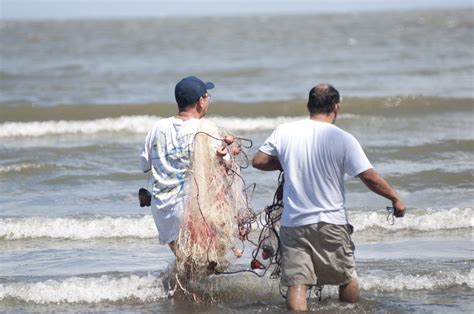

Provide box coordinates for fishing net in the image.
[175,118,254,297]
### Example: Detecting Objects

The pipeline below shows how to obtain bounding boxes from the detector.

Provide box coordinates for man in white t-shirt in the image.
[139,76,215,253]
[252,83,406,311]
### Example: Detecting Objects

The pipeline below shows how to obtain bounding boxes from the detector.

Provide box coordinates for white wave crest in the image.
[0,216,157,240]
[350,207,473,232]
[1,208,471,240]
[0,115,303,138]
[0,274,166,304]
[0,116,156,137]
[213,116,301,131]
[360,269,474,291]
[1,269,472,304]
[0,114,365,137]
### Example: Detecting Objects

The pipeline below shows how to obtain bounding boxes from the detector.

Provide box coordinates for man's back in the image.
[259,119,372,226]
[141,117,200,203]
[252,83,405,310]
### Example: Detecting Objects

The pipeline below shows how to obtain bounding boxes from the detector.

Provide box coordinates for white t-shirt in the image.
[259,119,372,227]
[139,117,201,244]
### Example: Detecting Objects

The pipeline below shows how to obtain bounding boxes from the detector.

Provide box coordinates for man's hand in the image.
[358,169,406,218]
[392,199,406,217]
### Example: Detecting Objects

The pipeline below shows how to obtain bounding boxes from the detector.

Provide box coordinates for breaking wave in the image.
[0,215,157,240]
[1,269,472,304]
[0,274,166,304]
[360,269,474,291]
[0,116,303,137]
[1,207,471,240]
[351,207,473,232]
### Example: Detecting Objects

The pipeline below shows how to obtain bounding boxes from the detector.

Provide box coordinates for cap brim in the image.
[205,82,215,90]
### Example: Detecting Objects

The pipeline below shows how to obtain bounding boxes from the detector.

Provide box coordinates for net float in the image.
[216,145,228,157]
[230,145,241,155]
[232,248,243,258]
[224,135,234,145]
[250,259,263,269]
[261,249,271,260]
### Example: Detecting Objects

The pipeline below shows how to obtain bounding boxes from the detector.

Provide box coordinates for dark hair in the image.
[177,93,207,110]
[307,84,340,115]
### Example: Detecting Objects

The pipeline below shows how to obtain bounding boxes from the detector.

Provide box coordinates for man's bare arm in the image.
[358,168,406,217]
[252,151,283,171]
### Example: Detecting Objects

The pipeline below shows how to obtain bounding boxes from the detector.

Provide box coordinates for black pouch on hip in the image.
[138,188,152,207]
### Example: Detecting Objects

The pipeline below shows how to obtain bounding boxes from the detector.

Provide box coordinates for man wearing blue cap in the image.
[139,76,214,253]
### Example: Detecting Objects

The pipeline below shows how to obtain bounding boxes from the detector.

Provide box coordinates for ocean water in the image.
[1,7,473,313]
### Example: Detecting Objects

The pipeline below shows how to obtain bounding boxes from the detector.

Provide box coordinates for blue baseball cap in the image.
[175,76,215,107]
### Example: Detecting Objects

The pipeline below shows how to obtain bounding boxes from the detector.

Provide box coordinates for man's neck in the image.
[310,112,336,124]
[176,110,201,121]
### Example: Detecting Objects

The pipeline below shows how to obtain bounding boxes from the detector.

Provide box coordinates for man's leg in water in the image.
[339,278,359,303]
[286,284,308,311]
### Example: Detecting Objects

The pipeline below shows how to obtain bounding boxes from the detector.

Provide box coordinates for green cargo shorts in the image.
[280,222,357,287]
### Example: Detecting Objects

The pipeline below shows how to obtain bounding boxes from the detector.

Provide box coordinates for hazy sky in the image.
[1,0,472,20]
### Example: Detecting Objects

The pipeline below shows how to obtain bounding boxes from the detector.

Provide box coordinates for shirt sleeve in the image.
[139,129,153,173]
[258,128,279,156]
[344,133,373,177]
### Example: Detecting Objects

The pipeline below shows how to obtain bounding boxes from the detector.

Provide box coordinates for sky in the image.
[1,0,473,20]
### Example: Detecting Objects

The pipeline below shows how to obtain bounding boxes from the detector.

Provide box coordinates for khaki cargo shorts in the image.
[280,222,357,287]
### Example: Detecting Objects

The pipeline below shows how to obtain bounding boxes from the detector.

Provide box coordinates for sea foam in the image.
[0,216,157,240]
[360,269,474,292]
[0,274,166,304]
[0,116,305,137]
[0,208,471,240]
[1,269,472,304]
[351,207,473,232]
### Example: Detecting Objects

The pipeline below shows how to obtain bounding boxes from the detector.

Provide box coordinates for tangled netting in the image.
[173,119,284,301]
[238,171,283,279]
